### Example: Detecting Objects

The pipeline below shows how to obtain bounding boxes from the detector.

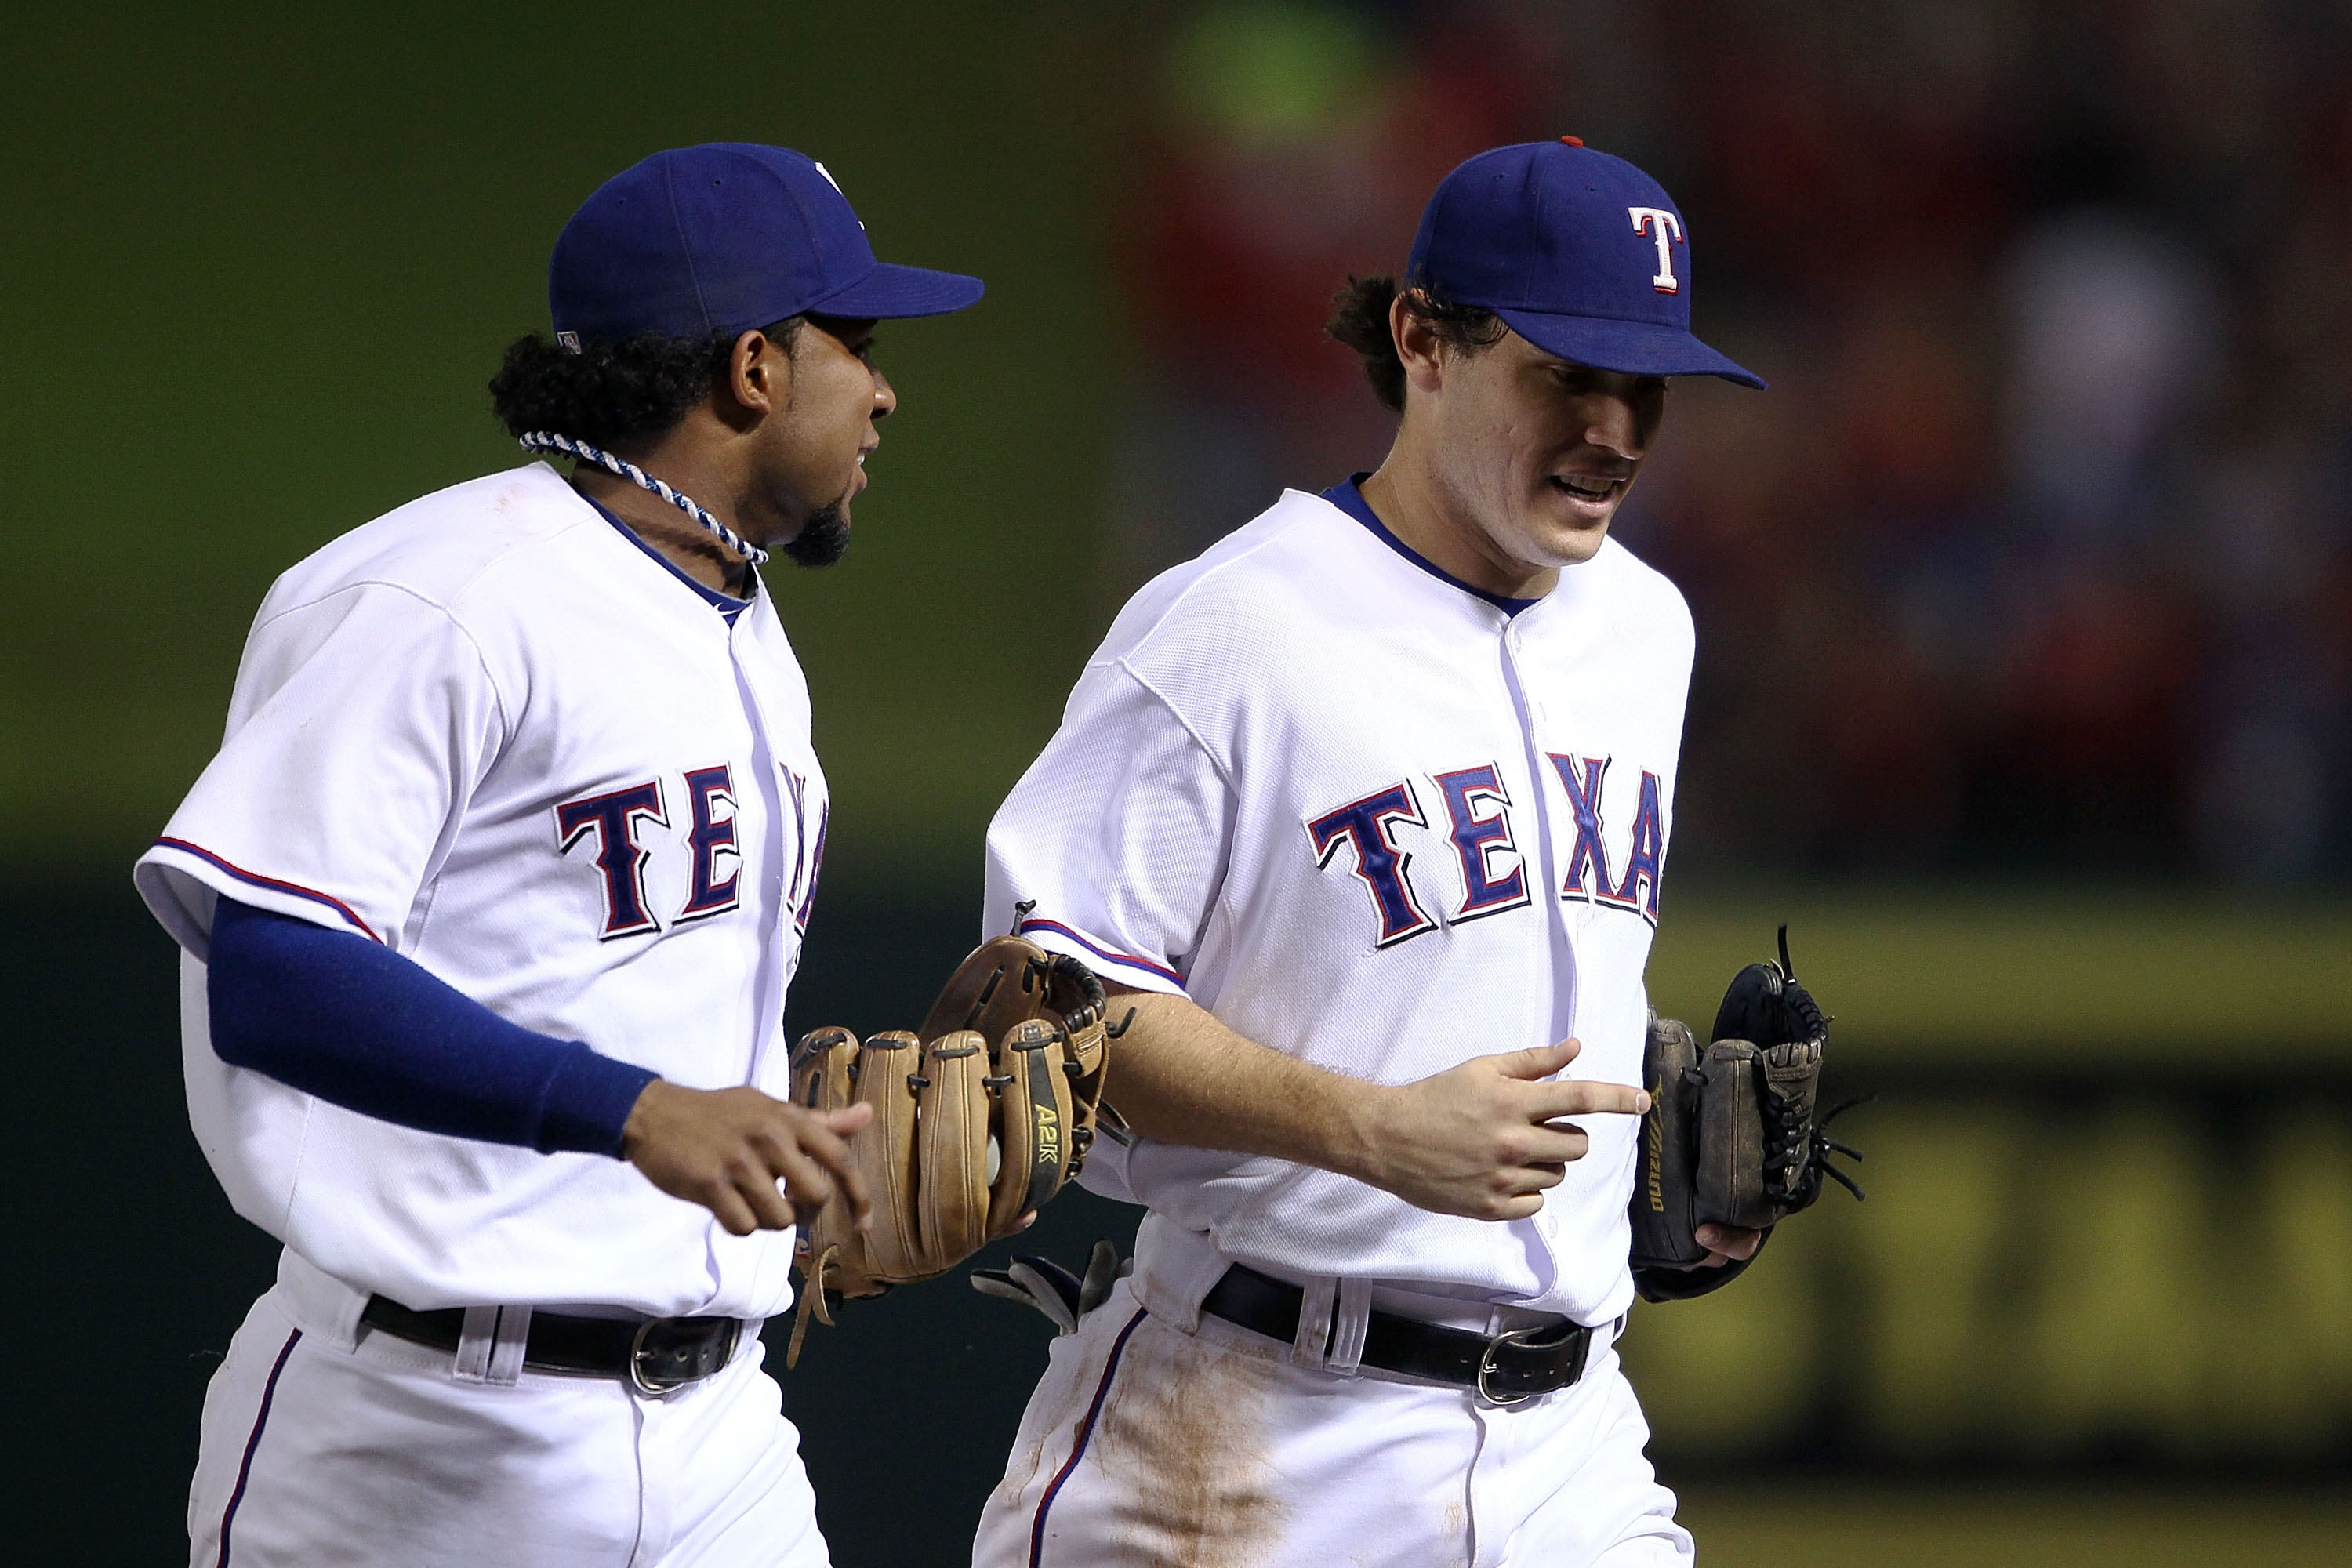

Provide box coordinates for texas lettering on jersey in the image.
[1305,753,1666,948]
[556,764,823,940]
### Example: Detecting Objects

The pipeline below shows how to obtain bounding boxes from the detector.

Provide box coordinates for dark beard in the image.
[781,505,850,568]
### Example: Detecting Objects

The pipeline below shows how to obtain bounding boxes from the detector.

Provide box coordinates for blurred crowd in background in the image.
[1108,0,2352,887]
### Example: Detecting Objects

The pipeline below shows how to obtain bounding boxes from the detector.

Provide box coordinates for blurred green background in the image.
[6,2,2348,1564]
[0,1,1124,886]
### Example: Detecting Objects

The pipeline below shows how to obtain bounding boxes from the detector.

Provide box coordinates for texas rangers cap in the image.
[549,143,985,343]
[1408,138,1763,389]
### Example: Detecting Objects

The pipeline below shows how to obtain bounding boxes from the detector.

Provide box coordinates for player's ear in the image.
[725,328,793,421]
[1389,292,1446,397]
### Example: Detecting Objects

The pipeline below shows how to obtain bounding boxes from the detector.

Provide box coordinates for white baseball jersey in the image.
[134,460,828,1319]
[986,483,1693,1327]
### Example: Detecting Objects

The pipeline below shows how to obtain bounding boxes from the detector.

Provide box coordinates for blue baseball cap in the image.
[549,143,985,343]
[1407,139,1762,389]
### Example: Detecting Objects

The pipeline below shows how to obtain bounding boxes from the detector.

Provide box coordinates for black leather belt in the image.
[360,1295,742,1395]
[1200,1264,1594,1405]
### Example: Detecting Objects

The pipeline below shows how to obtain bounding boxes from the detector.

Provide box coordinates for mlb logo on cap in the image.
[1408,140,1763,389]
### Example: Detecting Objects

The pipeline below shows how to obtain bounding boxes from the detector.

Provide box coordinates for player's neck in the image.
[1358,456,1558,603]
[572,463,756,597]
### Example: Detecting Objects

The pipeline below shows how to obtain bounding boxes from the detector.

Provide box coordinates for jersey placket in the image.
[1490,608,1581,1279]
[724,606,796,1094]
[1494,613,1581,1062]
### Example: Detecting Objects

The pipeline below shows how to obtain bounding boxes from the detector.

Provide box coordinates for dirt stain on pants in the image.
[1086,1325,1292,1568]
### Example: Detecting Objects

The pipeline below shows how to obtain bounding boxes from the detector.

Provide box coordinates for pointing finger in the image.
[1523,1078,1649,1121]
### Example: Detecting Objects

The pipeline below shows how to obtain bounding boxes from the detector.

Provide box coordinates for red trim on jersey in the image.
[1016,920,1185,987]
[154,838,383,945]
[215,1327,303,1567]
[1029,1308,1149,1568]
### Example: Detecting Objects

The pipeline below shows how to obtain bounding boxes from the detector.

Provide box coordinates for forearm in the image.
[207,897,655,1156]
[1101,984,1648,1221]
[1103,988,1393,1182]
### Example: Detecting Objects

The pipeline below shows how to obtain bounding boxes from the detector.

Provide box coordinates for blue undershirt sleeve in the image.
[206,897,658,1157]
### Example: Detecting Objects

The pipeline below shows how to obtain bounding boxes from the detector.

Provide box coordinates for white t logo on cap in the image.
[811,161,866,231]
[1628,206,1684,293]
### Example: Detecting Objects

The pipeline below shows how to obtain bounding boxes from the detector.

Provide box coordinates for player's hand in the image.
[620,1080,874,1238]
[1356,1037,1648,1221]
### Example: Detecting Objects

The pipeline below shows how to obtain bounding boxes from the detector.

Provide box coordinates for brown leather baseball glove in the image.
[785,935,1115,1362]
[1629,926,1864,1303]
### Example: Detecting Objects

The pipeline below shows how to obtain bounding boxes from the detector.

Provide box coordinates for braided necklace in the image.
[518,431,769,567]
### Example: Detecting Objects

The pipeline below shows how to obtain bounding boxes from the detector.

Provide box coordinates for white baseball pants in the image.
[971,1270,1691,1568]
[188,1250,828,1568]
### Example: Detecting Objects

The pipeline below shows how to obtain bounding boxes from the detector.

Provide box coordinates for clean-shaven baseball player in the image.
[972,140,1765,1566]
[134,143,982,1567]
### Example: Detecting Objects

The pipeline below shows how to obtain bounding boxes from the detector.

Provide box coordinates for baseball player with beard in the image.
[971,140,1766,1566]
[133,144,982,1567]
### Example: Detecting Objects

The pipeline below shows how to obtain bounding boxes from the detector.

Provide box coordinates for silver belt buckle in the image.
[628,1317,739,1397]
[1475,1323,1555,1407]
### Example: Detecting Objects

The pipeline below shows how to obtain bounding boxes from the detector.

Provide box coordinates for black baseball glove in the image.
[1629,925,1864,1302]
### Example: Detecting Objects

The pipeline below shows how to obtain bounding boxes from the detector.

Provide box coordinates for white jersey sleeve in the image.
[984,659,1228,996]
[136,580,507,957]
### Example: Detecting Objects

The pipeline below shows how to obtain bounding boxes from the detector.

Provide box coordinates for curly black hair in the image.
[488,317,803,450]
[1325,275,1507,412]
